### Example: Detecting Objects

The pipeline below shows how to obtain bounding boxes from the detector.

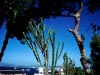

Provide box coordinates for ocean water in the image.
[0,66,38,75]
[0,63,61,75]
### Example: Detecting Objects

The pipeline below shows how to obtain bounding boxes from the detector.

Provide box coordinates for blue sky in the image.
[0,8,100,67]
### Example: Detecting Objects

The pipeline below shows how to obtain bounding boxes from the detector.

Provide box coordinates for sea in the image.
[0,63,38,75]
[0,63,61,75]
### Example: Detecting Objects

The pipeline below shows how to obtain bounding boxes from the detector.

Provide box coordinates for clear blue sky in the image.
[0,8,100,67]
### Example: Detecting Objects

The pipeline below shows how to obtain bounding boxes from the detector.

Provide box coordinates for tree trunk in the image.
[0,31,10,61]
[71,31,91,75]
[68,0,92,75]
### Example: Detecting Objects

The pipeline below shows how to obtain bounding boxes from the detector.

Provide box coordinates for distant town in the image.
[0,63,64,75]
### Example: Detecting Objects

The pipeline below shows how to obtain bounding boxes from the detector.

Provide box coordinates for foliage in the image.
[84,0,100,14]
[0,0,35,39]
[74,67,85,75]
[62,52,85,75]
[63,52,75,75]
[0,0,36,61]
[63,52,68,75]
[86,23,100,34]
[0,0,79,62]
[0,0,81,39]
[90,34,100,75]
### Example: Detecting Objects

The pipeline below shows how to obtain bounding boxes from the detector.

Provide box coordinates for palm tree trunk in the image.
[0,31,10,61]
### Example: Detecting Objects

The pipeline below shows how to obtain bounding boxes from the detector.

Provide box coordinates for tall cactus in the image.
[23,18,49,75]
[49,30,64,75]
[23,18,64,75]
[63,52,68,75]
[23,32,42,66]
[63,52,75,75]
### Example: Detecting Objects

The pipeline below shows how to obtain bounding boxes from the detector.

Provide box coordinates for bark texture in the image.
[68,0,92,75]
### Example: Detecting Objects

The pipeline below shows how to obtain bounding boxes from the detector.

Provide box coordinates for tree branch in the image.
[68,0,92,75]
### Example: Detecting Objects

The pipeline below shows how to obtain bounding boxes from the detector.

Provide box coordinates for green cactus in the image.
[49,30,64,75]
[23,18,64,75]
[23,18,49,75]
[63,52,68,75]
[23,32,42,66]
[63,52,75,75]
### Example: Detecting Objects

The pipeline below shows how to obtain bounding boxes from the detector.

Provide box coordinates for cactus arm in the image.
[49,30,56,75]
[23,32,42,66]
[54,42,59,68]
[58,42,64,59]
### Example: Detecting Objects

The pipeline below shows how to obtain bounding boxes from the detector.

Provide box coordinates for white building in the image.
[34,67,44,75]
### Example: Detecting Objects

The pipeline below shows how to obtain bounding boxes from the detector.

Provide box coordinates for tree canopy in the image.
[84,0,100,14]
[0,0,99,41]
[0,0,82,62]
[90,34,100,75]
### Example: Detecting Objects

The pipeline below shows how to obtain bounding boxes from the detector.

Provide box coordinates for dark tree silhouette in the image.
[0,0,35,61]
[90,34,100,75]
[74,67,85,75]
[0,0,78,62]
[86,23,100,34]
[84,0,100,14]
